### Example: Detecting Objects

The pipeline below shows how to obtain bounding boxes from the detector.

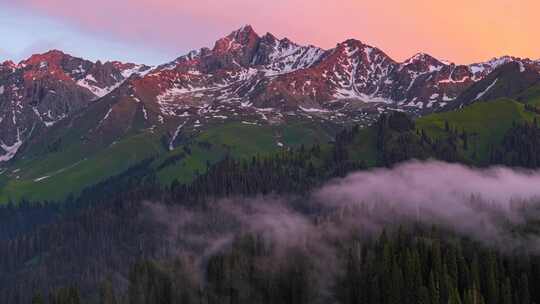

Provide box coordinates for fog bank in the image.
[146,160,540,269]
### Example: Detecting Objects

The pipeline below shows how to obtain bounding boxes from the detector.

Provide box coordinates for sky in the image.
[0,0,538,65]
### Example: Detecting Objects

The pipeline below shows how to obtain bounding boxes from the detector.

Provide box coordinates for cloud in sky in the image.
[144,160,540,277]
[1,0,539,65]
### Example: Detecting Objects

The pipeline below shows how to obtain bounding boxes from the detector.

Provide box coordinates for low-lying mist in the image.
[316,160,540,250]
[145,160,540,276]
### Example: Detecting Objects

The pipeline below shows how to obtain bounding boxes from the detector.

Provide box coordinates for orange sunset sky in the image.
[0,0,538,64]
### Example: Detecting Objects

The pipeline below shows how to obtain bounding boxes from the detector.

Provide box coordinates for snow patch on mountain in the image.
[469,56,515,77]
[0,129,23,162]
[34,175,50,182]
[401,53,446,72]
[519,61,526,72]
[439,76,471,84]
[77,76,122,99]
[44,112,67,127]
[169,121,187,150]
[121,64,150,78]
[299,106,330,113]
[98,108,113,126]
[76,65,150,99]
[475,78,498,100]
[262,41,324,75]
[142,106,148,120]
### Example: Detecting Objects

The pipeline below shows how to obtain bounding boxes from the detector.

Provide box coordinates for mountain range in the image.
[1,25,539,201]
[4,24,540,304]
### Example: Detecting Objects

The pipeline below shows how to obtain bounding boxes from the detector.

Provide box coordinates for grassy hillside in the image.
[0,129,165,202]
[153,121,335,186]
[0,120,335,203]
[3,95,540,203]
[416,98,540,163]
[343,127,379,166]
[517,84,540,105]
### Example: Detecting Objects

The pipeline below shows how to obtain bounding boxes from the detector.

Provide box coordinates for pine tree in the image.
[470,255,481,292]
[369,275,381,304]
[519,273,530,304]
[388,262,404,304]
[448,287,463,304]
[448,247,459,289]
[440,264,451,304]
[100,278,117,304]
[462,130,468,150]
[431,241,443,278]
[485,253,499,304]
[31,293,45,304]
[418,286,430,304]
[429,271,440,304]
[463,287,485,304]
[501,277,512,304]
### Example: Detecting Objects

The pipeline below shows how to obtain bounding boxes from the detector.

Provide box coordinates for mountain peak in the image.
[207,25,262,68]
[1,60,16,69]
[402,52,445,68]
[338,39,365,47]
[23,49,74,66]
[44,49,67,55]
[227,24,259,41]
[404,52,437,63]
[238,24,255,32]
[213,25,259,52]
[470,56,519,69]
[468,56,518,76]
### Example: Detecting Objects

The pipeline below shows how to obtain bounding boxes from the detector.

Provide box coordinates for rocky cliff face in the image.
[0,50,150,160]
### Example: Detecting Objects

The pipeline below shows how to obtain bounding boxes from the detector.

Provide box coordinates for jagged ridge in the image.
[1,25,539,161]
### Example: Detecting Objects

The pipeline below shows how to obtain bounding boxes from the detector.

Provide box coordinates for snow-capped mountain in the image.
[1,25,539,160]
[0,50,151,161]
[112,26,539,129]
[446,60,540,110]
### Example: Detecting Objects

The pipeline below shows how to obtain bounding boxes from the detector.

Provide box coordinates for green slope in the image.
[153,121,335,186]
[0,120,335,203]
[416,98,540,162]
[3,96,539,203]
[517,84,540,106]
[343,127,378,166]
[0,129,165,202]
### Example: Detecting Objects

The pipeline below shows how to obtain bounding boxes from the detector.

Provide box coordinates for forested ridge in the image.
[126,229,539,304]
[4,112,540,303]
[28,228,540,304]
